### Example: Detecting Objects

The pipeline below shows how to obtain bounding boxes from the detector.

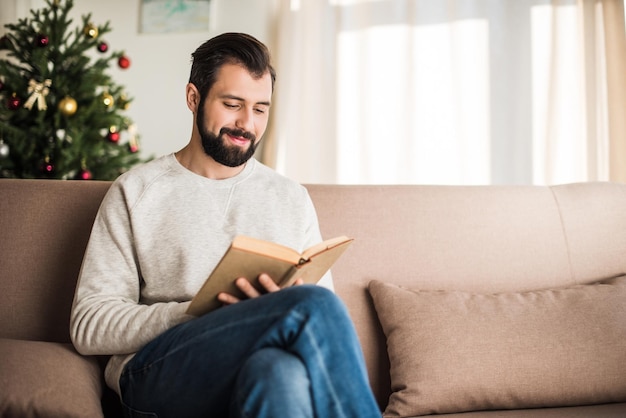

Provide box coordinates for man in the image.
[70,32,380,418]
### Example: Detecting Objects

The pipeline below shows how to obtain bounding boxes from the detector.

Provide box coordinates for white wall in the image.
[3,0,276,159]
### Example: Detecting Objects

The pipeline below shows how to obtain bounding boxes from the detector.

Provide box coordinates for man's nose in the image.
[235,108,254,133]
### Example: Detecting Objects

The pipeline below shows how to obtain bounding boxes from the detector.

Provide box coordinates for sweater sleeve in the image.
[70,181,193,356]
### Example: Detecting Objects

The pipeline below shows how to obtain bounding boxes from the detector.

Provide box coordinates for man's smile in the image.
[226,133,251,147]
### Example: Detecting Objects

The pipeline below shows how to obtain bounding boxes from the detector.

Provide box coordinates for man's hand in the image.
[217,274,304,306]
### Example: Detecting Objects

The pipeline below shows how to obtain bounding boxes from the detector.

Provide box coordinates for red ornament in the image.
[7,93,20,110]
[36,34,49,47]
[128,143,139,153]
[107,131,120,143]
[77,168,93,180]
[118,55,131,69]
[97,41,108,53]
[41,159,54,175]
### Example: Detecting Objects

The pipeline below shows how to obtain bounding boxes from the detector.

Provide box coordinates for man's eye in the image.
[254,108,267,115]
[224,103,238,109]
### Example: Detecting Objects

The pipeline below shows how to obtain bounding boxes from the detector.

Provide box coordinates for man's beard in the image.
[198,116,259,168]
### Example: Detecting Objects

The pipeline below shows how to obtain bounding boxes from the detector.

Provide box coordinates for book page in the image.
[232,235,301,264]
[301,236,352,261]
[281,238,354,287]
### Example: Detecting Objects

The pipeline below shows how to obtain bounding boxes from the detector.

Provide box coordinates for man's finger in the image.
[236,277,261,298]
[259,273,281,292]
[217,292,240,305]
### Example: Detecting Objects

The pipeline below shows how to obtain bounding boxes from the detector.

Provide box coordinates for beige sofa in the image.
[1,178,625,417]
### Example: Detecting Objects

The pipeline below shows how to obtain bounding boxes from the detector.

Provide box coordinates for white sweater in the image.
[70,154,330,395]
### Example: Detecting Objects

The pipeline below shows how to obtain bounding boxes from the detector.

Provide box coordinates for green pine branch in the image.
[0,0,146,180]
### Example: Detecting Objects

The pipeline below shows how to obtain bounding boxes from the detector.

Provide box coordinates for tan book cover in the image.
[186,235,354,316]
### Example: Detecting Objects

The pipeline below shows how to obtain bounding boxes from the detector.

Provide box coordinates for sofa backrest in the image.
[0,179,111,343]
[305,182,626,405]
[2,179,626,407]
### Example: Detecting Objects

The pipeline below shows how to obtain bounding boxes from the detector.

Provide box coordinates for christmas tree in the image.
[0,0,144,180]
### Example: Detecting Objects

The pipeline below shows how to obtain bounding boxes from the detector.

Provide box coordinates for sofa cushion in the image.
[0,339,103,418]
[368,276,626,417]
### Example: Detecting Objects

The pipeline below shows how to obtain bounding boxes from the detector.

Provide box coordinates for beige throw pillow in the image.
[0,339,103,418]
[368,276,626,417]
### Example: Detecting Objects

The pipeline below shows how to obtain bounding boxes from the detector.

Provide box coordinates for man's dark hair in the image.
[189,32,276,100]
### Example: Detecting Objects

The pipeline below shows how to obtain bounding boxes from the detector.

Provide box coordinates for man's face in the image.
[196,63,272,167]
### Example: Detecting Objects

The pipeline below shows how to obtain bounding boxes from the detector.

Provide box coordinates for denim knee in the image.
[284,285,347,314]
[237,347,309,388]
[231,348,313,418]
[281,285,353,328]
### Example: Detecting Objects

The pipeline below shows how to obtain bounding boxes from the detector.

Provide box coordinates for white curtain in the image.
[265,0,626,185]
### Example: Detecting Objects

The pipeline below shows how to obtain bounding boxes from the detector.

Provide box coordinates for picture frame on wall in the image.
[140,0,211,34]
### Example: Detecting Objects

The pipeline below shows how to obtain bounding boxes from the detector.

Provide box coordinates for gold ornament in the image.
[102,92,114,109]
[58,96,78,116]
[24,79,52,111]
[118,93,130,110]
[84,23,98,39]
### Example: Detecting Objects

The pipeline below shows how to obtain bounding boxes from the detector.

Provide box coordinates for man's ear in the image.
[186,83,200,112]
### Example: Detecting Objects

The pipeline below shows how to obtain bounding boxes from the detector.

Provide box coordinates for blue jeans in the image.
[119,285,381,418]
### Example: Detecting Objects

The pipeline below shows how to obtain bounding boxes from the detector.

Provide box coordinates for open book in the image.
[186,235,354,316]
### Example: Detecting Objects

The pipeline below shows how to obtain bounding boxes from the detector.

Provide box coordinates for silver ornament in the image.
[0,140,9,159]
